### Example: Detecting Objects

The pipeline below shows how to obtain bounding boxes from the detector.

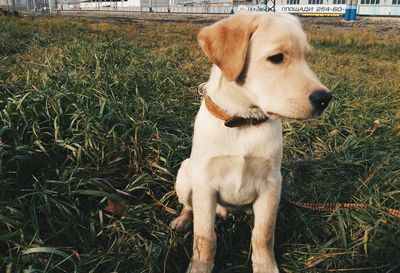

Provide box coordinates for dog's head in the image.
[198,13,332,120]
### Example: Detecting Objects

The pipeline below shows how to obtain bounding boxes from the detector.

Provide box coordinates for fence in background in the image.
[0,0,239,14]
[2,0,400,16]
[69,5,234,13]
[0,0,58,14]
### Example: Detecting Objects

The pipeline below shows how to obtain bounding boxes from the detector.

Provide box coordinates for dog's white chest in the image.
[206,156,272,206]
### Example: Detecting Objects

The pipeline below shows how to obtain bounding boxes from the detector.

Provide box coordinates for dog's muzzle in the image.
[309,90,333,116]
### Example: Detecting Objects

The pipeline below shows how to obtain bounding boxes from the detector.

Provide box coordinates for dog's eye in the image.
[267,53,284,64]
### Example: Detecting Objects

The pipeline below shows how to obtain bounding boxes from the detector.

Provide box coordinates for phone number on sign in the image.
[277,5,346,14]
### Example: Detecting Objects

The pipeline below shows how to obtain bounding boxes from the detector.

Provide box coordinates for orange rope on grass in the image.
[288,200,400,218]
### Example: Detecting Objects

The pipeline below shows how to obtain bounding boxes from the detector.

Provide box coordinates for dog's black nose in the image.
[309,90,332,114]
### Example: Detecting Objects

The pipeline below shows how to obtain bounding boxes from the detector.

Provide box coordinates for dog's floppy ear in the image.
[197,14,260,81]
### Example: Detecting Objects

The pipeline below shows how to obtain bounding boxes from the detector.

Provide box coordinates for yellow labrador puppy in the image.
[170,13,332,273]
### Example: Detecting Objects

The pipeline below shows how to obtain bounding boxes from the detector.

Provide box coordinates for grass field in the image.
[1,15,400,273]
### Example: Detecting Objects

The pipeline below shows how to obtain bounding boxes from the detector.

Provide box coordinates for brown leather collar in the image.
[204,95,268,128]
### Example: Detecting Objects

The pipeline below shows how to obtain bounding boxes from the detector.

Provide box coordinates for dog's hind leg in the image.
[170,159,193,231]
[216,204,228,219]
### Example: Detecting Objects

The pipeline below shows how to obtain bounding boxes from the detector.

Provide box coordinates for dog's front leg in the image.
[187,188,217,273]
[251,173,282,273]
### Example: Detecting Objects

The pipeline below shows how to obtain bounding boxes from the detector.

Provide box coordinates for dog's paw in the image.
[216,204,228,220]
[186,259,214,273]
[170,216,191,231]
[170,210,193,231]
[252,263,279,273]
